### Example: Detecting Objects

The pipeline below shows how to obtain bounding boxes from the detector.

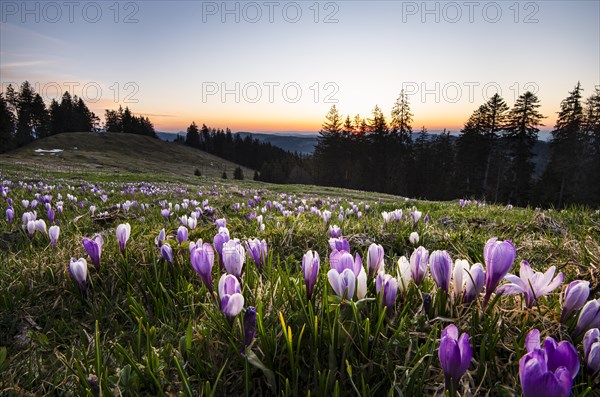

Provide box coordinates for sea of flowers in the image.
[1,175,599,396]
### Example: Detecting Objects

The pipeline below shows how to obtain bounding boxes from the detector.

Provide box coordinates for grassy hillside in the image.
[0,160,599,395]
[0,132,254,179]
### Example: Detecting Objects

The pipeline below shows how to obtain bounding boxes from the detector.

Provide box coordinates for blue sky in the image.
[1,0,598,132]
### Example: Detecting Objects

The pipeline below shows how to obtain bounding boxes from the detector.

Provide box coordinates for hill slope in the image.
[0,132,254,179]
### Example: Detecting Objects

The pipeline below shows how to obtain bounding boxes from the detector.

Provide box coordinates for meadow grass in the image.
[0,169,599,396]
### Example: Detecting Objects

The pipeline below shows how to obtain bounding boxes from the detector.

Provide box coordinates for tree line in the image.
[0,81,156,153]
[183,122,310,183]
[313,84,600,207]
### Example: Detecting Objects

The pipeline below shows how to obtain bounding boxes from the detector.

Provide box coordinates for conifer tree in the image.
[542,82,585,206]
[0,94,15,152]
[503,92,545,204]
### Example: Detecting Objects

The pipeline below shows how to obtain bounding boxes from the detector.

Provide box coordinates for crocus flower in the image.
[191,242,215,291]
[519,330,579,397]
[561,280,590,322]
[243,306,257,351]
[215,218,227,229]
[327,268,356,301]
[366,243,385,277]
[328,237,350,253]
[213,227,230,266]
[155,228,166,248]
[187,216,197,230]
[396,256,412,292]
[410,210,422,224]
[177,226,188,244]
[574,299,600,337]
[218,274,244,324]
[410,246,429,286]
[409,232,419,245]
[376,273,398,311]
[497,261,563,308]
[452,259,468,298]
[6,207,13,223]
[69,258,88,298]
[328,225,341,238]
[583,328,600,376]
[222,239,245,278]
[463,263,485,304]
[161,208,171,220]
[430,250,452,293]
[483,238,516,305]
[302,250,320,300]
[48,225,60,247]
[245,238,267,271]
[439,324,472,393]
[161,243,174,265]
[82,234,103,270]
[35,219,47,235]
[26,220,36,238]
[330,250,362,276]
[116,223,131,254]
[47,208,55,224]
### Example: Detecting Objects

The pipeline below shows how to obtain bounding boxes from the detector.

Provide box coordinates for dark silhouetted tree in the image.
[0,94,15,152]
[503,92,545,204]
[186,122,200,148]
[541,83,585,207]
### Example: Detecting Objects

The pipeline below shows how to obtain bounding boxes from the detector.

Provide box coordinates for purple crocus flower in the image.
[215,218,227,229]
[574,299,600,337]
[430,250,452,293]
[328,237,350,253]
[327,268,356,301]
[561,280,590,322]
[519,330,579,397]
[48,225,60,247]
[155,228,166,248]
[116,223,131,255]
[177,226,188,244]
[497,260,563,308]
[328,225,341,238]
[583,328,600,376]
[243,306,257,351]
[35,219,47,235]
[191,243,215,291]
[82,234,103,270]
[161,208,171,220]
[69,257,88,298]
[213,227,230,267]
[302,250,320,301]
[483,238,516,306]
[376,273,398,311]
[410,246,429,286]
[366,243,385,277]
[439,324,472,393]
[222,239,245,278]
[218,274,244,324]
[161,243,174,265]
[47,208,55,224]
[245,238,267,271]
[463,263,485,304]
[6,207,14,223]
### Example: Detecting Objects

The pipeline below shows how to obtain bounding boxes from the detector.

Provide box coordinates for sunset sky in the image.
[1,1,598,133]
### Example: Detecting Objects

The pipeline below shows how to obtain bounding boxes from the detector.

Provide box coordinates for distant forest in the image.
[0,81,156,151]
[183,83,599,207]
[2,81,599,207]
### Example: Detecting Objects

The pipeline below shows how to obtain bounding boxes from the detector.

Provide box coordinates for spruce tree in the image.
[186,121,200,147]
[0,94,15,152]
[504,92,545,204]
[542,83,585,206]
